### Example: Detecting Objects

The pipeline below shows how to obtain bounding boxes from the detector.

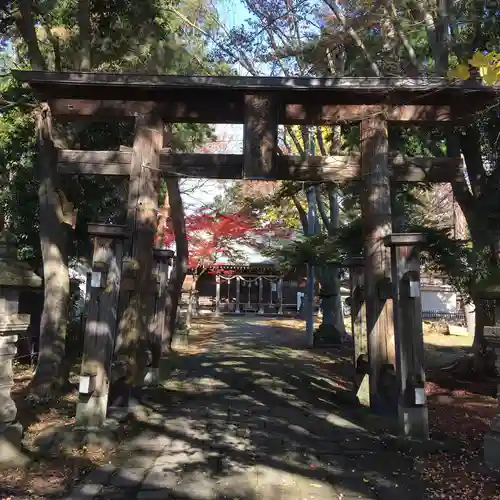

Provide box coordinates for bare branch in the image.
[14,0,46,70]
[387,1,419,72]
[315,186,333,233]
[322,0,381,77]
[327,184,340,229]
[292,194,308,233]
[167,5,257,75]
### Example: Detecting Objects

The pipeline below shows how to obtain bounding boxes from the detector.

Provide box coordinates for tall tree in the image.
[0,0,225,396]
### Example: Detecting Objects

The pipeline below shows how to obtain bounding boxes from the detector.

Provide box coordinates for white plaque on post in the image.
[91,271,102,288]
[409,280,420,298]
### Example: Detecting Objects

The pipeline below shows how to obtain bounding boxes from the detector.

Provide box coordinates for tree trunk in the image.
[77,0,91,70]
[163,178,188,352]
[449,129,492,370]
[468,298,495,376]
[14,0,47,71]
[29,104,70,399]
[464,300,476,335]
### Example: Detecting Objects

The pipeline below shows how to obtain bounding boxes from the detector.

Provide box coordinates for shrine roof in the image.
[13,71,499,106]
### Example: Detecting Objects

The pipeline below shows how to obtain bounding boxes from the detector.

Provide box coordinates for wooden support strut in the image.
[243,93,278,180]
[56,150,464,183]
[384,233,429,440]
[75,223,127,429]
[258,277,264,315]
[360,113,397,415]
[148,248,174,384]
[278,277,284,315]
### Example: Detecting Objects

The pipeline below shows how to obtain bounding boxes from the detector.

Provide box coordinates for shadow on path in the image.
[71,317,426,500]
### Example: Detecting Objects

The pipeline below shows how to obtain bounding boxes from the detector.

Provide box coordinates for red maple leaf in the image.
[162,208,263,270]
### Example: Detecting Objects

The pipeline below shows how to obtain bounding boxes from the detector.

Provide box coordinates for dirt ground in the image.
[269,316,500,499]
[0,317,224,499]
[1,316,499,499]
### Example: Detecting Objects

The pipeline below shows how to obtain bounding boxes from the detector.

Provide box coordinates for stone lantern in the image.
[0,227,42,466]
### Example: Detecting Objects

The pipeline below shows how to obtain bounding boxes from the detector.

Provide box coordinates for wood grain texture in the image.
[57,150,463,182]
[385,236,429,438]
[243,93,278,179]
[75,235,123,428]
[115,113,163,387]
[47,98,454,124]
[360,114,396,413]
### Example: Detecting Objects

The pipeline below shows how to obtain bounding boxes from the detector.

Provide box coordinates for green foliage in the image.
[0,73,39,260]
[0,0,224,267]
[264,219,364,271]
[416,226,489,303]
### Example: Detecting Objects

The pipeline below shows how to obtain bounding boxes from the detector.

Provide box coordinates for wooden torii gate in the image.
[14,71,495,436]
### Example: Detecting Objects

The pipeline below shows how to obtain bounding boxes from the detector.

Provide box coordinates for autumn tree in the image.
[163,208,261,326]
[0,0,224,397]
[202,0,500,366]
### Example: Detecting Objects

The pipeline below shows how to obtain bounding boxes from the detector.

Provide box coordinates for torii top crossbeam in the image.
[13,70,498,124]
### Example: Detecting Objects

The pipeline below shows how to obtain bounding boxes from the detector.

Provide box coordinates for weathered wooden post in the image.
[478,269,500,466]
[235,276,241,314]
[384,233,428,439]
[278,277,284,315]
[116,112,162,396]
[346,257,369,406]
[243,93,278,179]
[258,277,264,314]
[0,229,41,466]
[148,248,174,384]
[76,223,127,429]
[361,111,396,414]
[215,274,221,316]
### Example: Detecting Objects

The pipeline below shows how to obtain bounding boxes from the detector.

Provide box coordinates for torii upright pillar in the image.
[361,113,396,414]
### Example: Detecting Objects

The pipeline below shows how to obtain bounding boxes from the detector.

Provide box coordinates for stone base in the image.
[399,406,429,440]
[355,374,370,407]
[143,367,159,386]
[75,392,110,430]
[484,431,500,467]
[0,422,29,469]
[313,324,342,347]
